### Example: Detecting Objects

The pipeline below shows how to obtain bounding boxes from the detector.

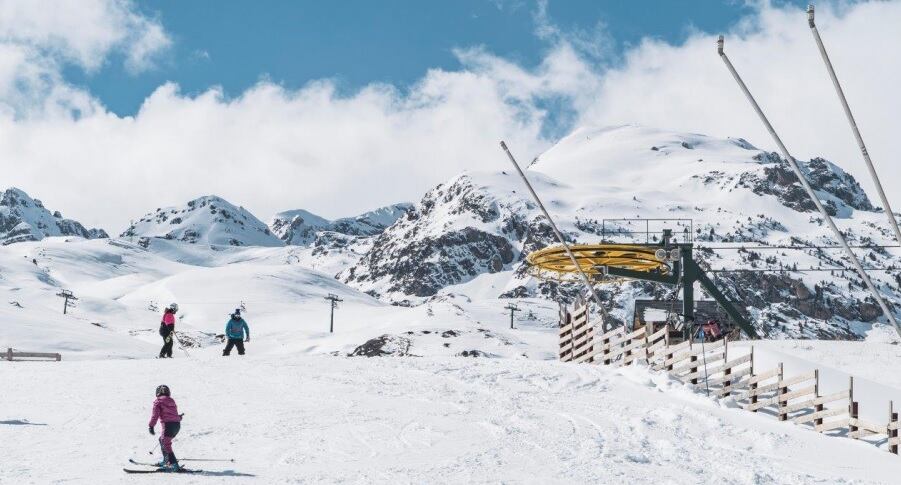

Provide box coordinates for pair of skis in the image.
[123,457,233,474]
[124,459,202,474]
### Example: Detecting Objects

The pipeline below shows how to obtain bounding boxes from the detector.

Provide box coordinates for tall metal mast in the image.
[806,5,901,246]
[717,36,900,338]
[500,141,611,332]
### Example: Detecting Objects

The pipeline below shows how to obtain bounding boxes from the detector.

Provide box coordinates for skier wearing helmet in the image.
[148,385,183,471]
[222,309,250,356]
[158,303,179,359]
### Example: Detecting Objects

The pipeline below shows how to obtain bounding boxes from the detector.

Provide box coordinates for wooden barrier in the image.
[5,348,61,361]
[556,304,898,458]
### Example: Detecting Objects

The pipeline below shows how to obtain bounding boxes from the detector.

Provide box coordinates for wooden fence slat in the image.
[708,367,752,388]
[747,395,780,411]
[813,390,850,406]
[597,326,625,341]
[815,419,850,433]
[793,407,847,425]
[779,385,817,404]
[848,418,888,435]
[748,367,781,385]
[778,372,817,389]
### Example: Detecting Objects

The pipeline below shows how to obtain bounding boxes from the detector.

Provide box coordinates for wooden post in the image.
[55,353,61,362]
[778,363,788,422]
[849,377,859,439]
[689,340,699,386]
[602,333,611,366]
[889,401,898,455]
[722,338,732,397]
[814,369,824,428]
[6,348,12,361]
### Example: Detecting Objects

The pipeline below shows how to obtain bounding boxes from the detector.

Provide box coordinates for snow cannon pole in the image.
[500,141,610,332]
[807,5,901,246]
[717,36,901,338]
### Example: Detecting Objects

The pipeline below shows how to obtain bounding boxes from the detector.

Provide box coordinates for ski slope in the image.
[2,353,900,484]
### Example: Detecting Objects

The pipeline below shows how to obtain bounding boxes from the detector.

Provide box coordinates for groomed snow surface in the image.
[3,353,901,484]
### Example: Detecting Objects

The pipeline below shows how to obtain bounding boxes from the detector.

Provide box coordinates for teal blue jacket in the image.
[225,317,249,339]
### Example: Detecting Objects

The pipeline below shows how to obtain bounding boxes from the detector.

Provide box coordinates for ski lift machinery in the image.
[500,142,759,340]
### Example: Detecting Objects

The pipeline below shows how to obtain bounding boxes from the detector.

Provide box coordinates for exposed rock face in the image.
[340,174,532,299]
[736,153,873,216]
[0,188,108,245]
[121,195,283,247]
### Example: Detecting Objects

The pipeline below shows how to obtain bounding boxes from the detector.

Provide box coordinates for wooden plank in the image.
[597,326,625,341]
[624,326,647,340]
[747,381,780,398]
[888,421,899,431]
[661,340,691,357]
[815,419,850,433]
[647,326,667,342]
[782,398,816,414]
[779,385,817,404]
[747,395,780,411]
[570,329,595,350]
[573,348,599,363]
[888,437,900,446]
[748,367,781,385]
[718,377,752,397]
[647,339,668,354]
[708,367,752,388]
[848,419,888,435]
[684,354,751,382]
[622,349,648,366]
[793,407,846,425]
[813,390,850,406]
[687,339,725,356]
[778,372,817,388]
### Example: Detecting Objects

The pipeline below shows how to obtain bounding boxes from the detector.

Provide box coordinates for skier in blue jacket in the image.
[222,309,250,356]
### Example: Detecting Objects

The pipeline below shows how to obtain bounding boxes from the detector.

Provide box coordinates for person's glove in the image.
[149,426,155,435]
[245,337,250,343]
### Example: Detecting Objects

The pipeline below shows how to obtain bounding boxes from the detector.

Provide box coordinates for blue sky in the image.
[69,0,804,116]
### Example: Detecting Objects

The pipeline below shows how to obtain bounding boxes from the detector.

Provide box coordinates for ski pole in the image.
[148,440,160,456]
[174,331,190,357]
[180,458,236,463]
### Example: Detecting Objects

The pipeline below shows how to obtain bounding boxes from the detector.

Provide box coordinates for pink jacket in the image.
[162,312,175,326]
[149,396,182,427]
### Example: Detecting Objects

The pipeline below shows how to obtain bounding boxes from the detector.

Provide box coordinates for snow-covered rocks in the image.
[270,203,411,245]
[0,187,108,245]
[121,195,283,247]
[341,125,900,338]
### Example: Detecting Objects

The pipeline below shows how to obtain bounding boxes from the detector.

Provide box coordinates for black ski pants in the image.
[223,338,245,356]
[159,325,174,358]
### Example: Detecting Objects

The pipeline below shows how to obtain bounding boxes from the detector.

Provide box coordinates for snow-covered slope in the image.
[0,187,108,245]
[2,353,900,483]
[121,195,283,247]
[270,203,411,245]
[341,125,900,339]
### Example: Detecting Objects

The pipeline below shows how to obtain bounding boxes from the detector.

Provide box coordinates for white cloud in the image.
[1,0,900,237]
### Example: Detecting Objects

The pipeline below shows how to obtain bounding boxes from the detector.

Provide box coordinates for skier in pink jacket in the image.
[158,303,178,358]
[148,385,183,470]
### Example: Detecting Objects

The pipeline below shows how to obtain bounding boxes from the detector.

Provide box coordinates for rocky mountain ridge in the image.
[0,188,108,245]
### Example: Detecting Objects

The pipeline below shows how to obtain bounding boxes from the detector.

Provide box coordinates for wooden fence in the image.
[4,348,61,361]
[558,304,899,457]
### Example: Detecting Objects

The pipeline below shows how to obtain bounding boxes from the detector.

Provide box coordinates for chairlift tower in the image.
[324,293,343,333]
[504,302,520,329]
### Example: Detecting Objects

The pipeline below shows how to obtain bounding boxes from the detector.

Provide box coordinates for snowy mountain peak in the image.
[271,203,412,245]
[0,187,108,245]
[121,195,283,247]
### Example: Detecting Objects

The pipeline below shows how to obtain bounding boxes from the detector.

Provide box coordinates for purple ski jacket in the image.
[148,396,182,428]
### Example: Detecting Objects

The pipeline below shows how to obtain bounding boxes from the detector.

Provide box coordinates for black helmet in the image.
[155,385,171,397]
